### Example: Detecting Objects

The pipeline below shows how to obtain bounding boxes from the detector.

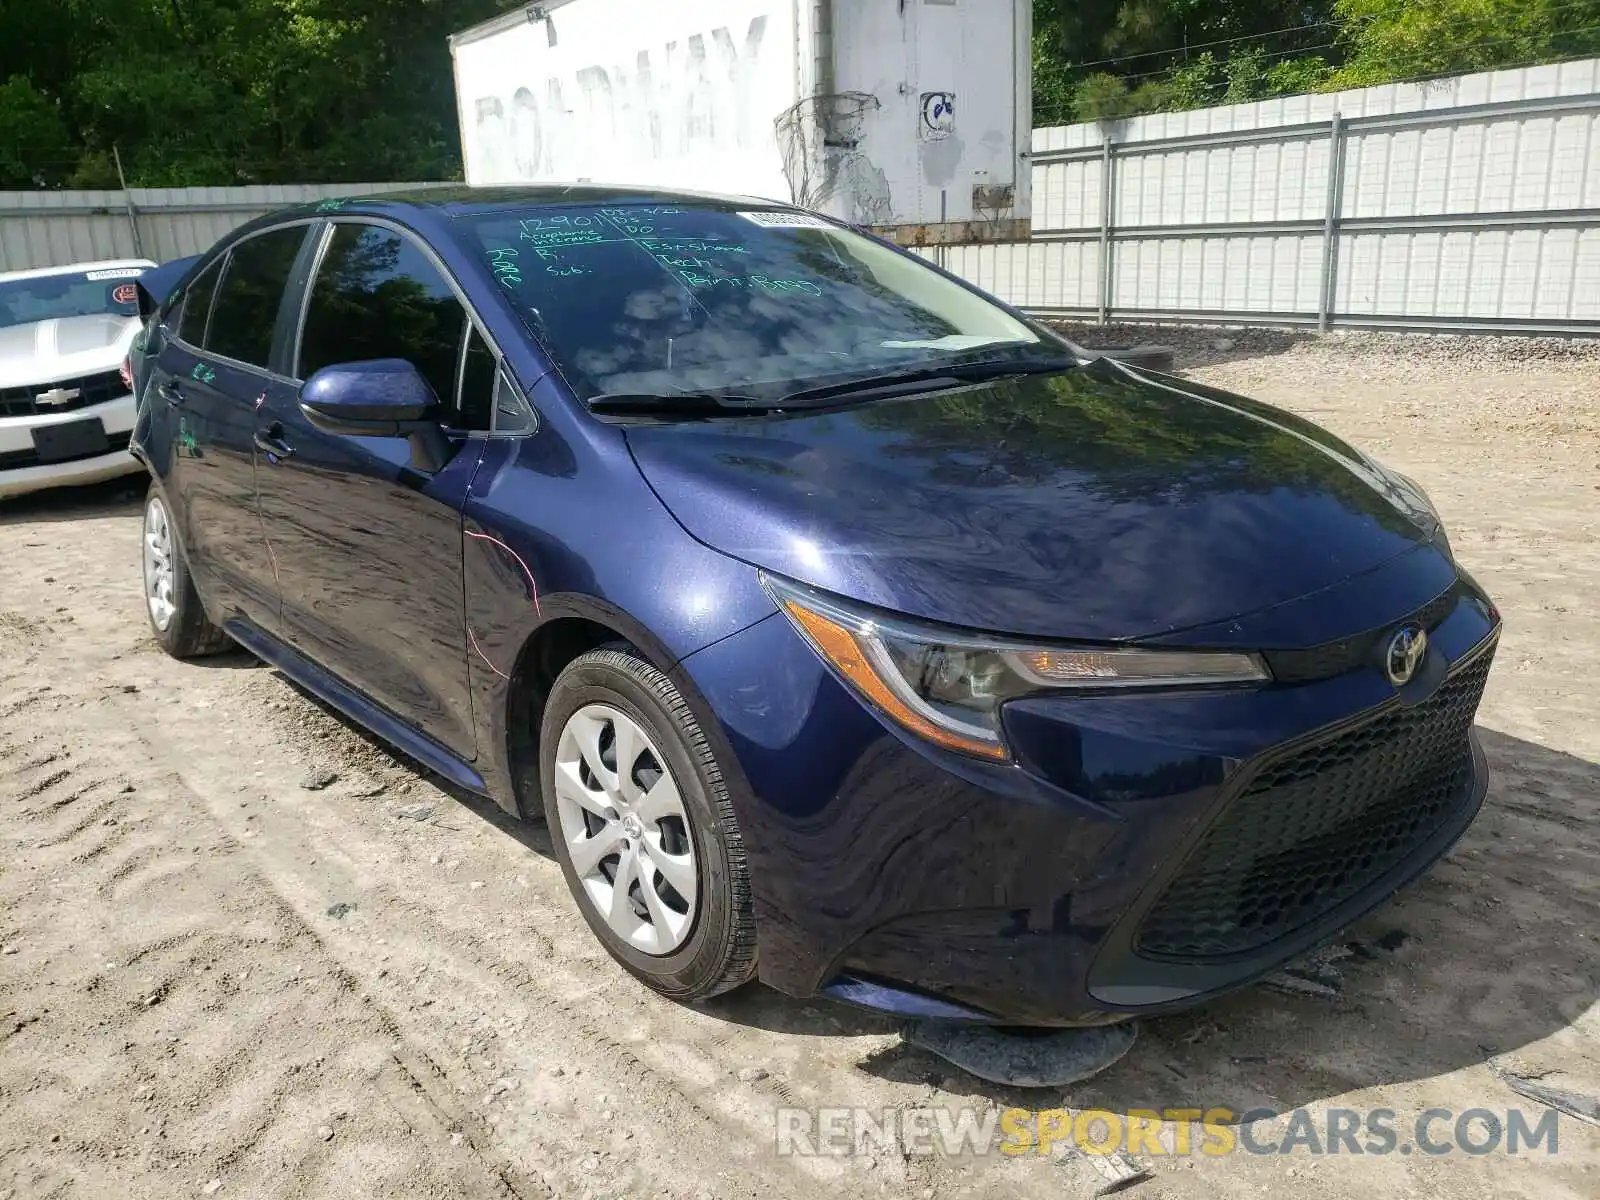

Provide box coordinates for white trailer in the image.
[449,0,1032,244]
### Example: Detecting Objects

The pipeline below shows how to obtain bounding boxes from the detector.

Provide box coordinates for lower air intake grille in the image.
[1135,643,1494,961]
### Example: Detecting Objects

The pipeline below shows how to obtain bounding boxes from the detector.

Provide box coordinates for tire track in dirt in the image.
[111,713,863,1200]
[0,651,817,1199]
[0,699,545,1200]
[3,593,995,1199]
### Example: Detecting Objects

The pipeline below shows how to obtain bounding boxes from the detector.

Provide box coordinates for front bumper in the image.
[0,393,140,498]
[678,565,1500,1027]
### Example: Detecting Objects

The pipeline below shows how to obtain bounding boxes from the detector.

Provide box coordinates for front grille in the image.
[1263,585,1462,684]
[1135,642,1495,961]
[0,370,126,418]
[0,431,131,472]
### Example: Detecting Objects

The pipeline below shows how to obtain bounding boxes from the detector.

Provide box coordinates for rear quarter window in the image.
[175,262,222,347]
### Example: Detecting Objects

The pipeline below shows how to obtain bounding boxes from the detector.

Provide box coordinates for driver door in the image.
[251,221,493,760]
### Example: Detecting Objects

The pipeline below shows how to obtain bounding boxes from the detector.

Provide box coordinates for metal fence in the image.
[0,183,453,272]
[927,58,1600,336]
[6,60,1600,335]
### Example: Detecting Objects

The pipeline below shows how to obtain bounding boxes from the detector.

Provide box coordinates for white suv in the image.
[0,258,155,498]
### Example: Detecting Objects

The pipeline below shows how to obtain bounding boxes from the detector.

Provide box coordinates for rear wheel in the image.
[142,481,231,659]
[540,645,756,1000]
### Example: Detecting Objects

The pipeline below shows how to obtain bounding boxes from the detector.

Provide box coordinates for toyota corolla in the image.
[130,187,1499,1025]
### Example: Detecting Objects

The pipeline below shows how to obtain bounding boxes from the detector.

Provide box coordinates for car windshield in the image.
[455,203,1072,401]
[0,267,147,331]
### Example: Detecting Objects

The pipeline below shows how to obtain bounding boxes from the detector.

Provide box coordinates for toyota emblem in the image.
[1385,626,1429,687]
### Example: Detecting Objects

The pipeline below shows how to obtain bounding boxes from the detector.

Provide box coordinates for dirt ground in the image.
[2,333,1597,1200]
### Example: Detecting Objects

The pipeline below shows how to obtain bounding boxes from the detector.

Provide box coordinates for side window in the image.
[299,223,484,428]
[457,321,497,432]
[206,226,309,369]
[175,260,222,347]
[493,370,536,434]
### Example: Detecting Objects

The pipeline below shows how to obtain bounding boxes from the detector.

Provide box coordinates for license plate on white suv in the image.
[31,418,110,464]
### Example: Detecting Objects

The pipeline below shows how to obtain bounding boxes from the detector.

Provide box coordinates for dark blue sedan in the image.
[130,187,1500,1026]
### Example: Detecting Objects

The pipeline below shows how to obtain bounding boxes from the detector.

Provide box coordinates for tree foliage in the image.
[2,1,1598,186]
[1035,0,1600,125]
[0,0,518,187]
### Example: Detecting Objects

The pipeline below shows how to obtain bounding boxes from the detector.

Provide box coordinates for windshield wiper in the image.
[586,355,1082,417]
[586,391,776,416]
[775,355,1081,407]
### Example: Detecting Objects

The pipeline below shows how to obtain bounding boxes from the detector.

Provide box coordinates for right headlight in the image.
[762,574,1270,762]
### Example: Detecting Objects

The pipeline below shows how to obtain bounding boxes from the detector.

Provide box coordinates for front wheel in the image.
[540,645,756,1001]
[142,481,231,659]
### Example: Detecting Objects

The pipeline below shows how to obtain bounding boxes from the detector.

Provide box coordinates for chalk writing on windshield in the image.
[599,210,659,237]
[679,273,824,296]
[486,247,523,288]
[638,239,749,256]
[520,227,608,248]
[490,213,825,297]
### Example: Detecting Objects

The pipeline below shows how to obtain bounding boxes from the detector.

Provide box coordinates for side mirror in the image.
[300,358,452,472]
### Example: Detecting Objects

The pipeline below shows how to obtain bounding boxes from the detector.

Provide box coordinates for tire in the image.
[141,479,232,659]
[540,645,756,1001]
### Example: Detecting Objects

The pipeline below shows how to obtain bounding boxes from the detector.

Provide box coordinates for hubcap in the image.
[143,496,177,632]
[554,704,699,956]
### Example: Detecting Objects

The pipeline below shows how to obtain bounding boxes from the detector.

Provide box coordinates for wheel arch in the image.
[500,596,683,820]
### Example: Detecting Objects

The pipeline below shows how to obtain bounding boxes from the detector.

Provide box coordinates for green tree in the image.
[1034,0,1343,124]
[0,76,71,186]
[1331,0,1600,87]
[4,1,1598,186]
[0,0,519,188]
[1032,0,1600,126]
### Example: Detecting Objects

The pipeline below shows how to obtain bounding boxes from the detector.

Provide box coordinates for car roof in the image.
[300,183,801,220]
[0,258,157,284]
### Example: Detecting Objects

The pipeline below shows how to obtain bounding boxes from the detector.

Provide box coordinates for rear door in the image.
[251,220,489,759]
[148,223,316,627]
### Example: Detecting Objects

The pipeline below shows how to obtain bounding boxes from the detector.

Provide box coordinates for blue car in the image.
[131,187,1499,1026]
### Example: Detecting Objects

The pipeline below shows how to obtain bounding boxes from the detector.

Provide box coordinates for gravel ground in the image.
[0,334,1596,1200]
[1052,320,1600,372]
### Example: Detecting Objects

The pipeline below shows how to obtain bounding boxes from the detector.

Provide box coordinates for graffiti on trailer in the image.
[920,92,956,141]
[190,362,217,385]
[471,16,770,183]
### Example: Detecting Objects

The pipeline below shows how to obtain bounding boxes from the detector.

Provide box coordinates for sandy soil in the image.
[1,336,1597,1200]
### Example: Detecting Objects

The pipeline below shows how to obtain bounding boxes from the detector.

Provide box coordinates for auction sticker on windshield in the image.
[738,211,835,230]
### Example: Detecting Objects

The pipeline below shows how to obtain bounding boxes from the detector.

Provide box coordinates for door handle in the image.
[254,424,295,460]
[158,380,183,406]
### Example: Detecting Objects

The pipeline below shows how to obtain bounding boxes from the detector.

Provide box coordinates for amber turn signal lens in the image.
[780,599,1009,761]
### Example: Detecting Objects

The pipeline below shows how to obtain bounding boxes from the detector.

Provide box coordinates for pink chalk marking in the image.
[464,528,542,682]
[466,530,542,617]
[468,623,511,681]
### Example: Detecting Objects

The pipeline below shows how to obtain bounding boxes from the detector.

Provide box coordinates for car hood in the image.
[623,359,1440,642]
[0,314,140,388]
